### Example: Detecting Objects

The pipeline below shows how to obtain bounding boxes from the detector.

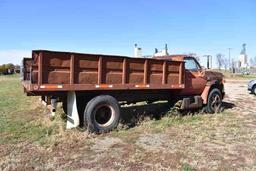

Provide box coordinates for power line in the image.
[203,55,212,69]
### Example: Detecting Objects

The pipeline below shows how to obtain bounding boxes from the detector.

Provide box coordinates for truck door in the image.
[183,57,207,95]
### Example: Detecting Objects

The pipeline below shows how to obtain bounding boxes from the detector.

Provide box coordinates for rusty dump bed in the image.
[22,50,185,94]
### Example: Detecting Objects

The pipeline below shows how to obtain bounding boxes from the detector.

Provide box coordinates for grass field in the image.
[210,69,256,80]
[0,74,61,145]
[1,74,256,170]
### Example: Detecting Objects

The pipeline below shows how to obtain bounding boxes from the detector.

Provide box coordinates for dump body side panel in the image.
[22,58,32,81]
[22,50,185,93]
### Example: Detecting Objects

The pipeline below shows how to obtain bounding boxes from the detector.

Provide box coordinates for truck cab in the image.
[182,56,207,95]
[154,55,225,113]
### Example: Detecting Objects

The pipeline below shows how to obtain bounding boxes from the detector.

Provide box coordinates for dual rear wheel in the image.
[62,95,120,133]
[84,95,120,133]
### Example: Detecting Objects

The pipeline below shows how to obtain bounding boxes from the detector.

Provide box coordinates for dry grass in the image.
[1,74,256,170]
[209,69,256,80]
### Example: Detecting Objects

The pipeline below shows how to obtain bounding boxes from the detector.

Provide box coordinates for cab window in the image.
[184,58,200,71]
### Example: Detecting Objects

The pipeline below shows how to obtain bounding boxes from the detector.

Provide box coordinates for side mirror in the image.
[198,66,206,77]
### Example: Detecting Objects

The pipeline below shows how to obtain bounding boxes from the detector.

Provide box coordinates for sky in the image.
[0,0,255,67]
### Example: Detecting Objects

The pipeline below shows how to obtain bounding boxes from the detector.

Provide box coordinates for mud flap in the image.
[66,91,80,129]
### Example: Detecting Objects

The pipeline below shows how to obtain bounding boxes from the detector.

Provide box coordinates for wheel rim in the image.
[94,104,115,127]
[210,93,221,112]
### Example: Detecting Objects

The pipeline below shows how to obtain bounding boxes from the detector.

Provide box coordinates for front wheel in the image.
[84,95,120,133]
[205,88,223,113]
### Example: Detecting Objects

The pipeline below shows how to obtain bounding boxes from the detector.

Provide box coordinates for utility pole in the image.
[228,48,232,71]
[203,55,212,69]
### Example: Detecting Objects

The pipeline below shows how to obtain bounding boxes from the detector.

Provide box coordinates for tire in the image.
[205,88,222,113]
[84,95,120,133]
[252,85,256,95]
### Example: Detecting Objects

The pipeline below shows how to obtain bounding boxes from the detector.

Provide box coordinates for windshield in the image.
[184,57,201,71]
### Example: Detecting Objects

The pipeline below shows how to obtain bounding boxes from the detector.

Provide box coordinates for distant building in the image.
[133,43,170,58]
[234,60,241,69]
[153,44,169,57]
[134,44,142,57]
[239,43,249,68]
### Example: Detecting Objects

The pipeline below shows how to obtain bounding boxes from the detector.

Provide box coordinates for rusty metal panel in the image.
[127,58,145,84]
[166,62,180,85]
[76,54,99,84]
[42,51,70,84]
[23,58,32,81]
[103,57,123,84]
[148,60,163,85]
[31,52,39,83]
[25,50,185,93]
[70,55,75,84]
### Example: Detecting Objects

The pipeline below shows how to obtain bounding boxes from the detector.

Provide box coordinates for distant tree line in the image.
[0,63,20,75]
[216,53,229,71]
[250,56,256,67]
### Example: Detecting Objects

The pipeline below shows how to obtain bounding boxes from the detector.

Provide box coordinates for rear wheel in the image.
[206,88,222,113]
[84,95,120,133]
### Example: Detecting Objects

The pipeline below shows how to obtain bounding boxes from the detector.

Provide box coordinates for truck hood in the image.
[202,70,224,81]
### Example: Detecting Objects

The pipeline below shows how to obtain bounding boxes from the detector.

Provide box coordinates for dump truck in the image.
[21,50,225,133]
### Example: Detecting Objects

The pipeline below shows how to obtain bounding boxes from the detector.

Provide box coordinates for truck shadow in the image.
[120,102,171,128]
[120,101,236,129]
[221,101,236,110]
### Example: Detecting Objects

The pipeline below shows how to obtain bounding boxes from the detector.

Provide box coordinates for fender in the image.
[201,80,222,104]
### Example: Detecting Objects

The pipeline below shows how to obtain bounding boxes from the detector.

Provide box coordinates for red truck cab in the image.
[155,55,225,112]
